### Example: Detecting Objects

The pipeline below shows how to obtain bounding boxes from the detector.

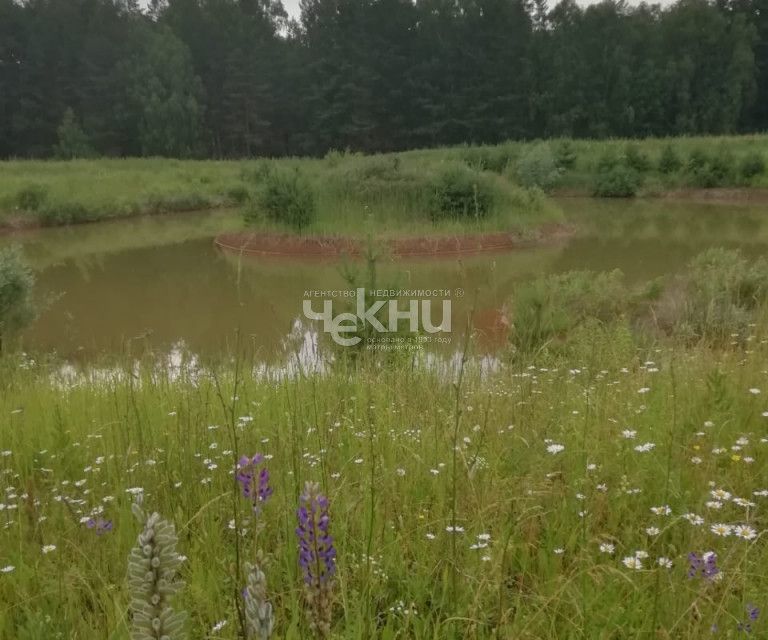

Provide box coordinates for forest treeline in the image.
[0,0,766,158]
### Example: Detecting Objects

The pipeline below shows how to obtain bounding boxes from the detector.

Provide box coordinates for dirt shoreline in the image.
[553,186,768,203]
[214,223,574,259]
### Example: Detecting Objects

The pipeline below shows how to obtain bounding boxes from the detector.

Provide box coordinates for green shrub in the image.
[554,139,578,169]
[240,161,274,183]
[226,185,250,205]
[592,163,640,197]
[0,246,35,350]
[739,152,765,180]
[624,143,651,172]
[511,270,628,353]
[252,168,316,232]
[514,143,561,191]
[15,184,49,211]
[686,149,733,187]
[461,146,515,173]
[37,202,93,225]
[655,248,768,344]
[658,144,682,174]
[429,165,495,221]
[53,108,95,159]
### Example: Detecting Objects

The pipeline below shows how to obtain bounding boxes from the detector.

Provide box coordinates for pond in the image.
[4,197,768,362]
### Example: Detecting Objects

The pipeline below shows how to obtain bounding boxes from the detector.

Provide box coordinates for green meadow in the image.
[2,134,768,236]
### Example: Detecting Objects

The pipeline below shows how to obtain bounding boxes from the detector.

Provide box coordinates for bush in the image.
[461,146,515,173]
[651,248,768,344]
[429,165,495,221]
[686,149,733,187]
[53,108,95,159]
[511,270,628,353]
[226,185,250,205]
[592,163,640,197]
[624,143,651,172]
[658,144,682,174]
[554,139,578,169]
[514,143,561,191]
[37,202,93,226]
[252,169,316,232]
[15,184,49,211]
[0,246,35,350]
[739,152,765,180]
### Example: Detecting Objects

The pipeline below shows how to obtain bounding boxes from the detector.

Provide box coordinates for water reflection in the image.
[3,198,767,362]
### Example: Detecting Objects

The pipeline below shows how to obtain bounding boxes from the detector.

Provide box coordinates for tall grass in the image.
[3,134,768,234]
[1,315,768,637]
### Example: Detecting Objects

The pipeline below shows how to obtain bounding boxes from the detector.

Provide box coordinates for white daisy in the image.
[710,523,733,537]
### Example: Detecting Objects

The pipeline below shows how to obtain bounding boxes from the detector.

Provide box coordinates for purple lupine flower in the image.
[85,517,113,535]
[236,454,273,513]
[738,604,761,633]
[688,551,719,581]
[296,481,335,637]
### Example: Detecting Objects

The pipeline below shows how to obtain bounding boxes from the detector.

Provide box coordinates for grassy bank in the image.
[1,325,768,638]
[0,155,562,237]
[2,134,768,235]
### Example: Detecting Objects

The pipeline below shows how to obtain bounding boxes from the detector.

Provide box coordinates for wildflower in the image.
[622,430,637,439]
[734,525,757,540]
[211,620,227,633]
[41,545,56,554]
[243,559,274,639]
[127,497,187,640]
[296,481,335,638]
[237,454,273,514]
[445,525,465,534]
[646,527,660,536]
[85,517,113,535]
[599,542,615,554]
[1,565,14,573]
[622,556,643,570]
[546,443,565,455]
[738,603,760,633]
[683,513,705,526]
[749,388,761,395]
[634,442,655,453]
[688,551,719,580]
[657,557,673,569]
[710,523,733,537]
[650,505,671,516]
[711,489,732,501]
[553,548,564,555]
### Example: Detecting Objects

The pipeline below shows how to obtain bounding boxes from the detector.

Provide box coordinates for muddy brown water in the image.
[3,198,767,362]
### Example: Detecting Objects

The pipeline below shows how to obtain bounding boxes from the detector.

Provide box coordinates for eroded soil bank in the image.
[214,223,573,259]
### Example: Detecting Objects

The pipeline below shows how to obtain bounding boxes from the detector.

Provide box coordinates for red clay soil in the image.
[658,187,768,204]
[214,224,572,259]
